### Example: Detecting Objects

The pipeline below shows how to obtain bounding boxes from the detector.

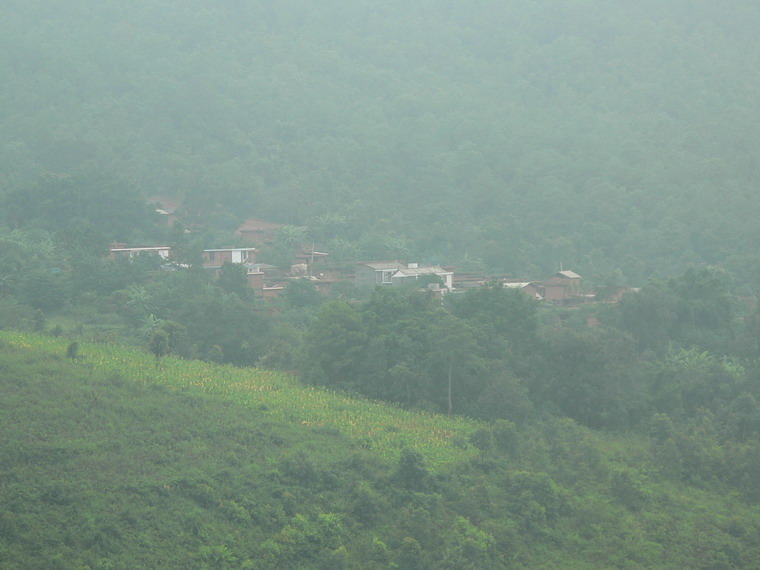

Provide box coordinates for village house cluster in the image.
[117,203,621,303]
[110,239,595,304]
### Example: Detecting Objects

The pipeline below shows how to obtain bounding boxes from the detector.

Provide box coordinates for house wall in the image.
[110,247,171,261]
[355,265,383,287]
[317,267,344,281]
[261,287,284,298]
[523,284,542,299]
[543,284,567,302]
[202,249,256,267]
[544,275,580,300]
[247,271,264,290]
[390,274,413,287]
[235,218,282,246]
[220,251,233,264]
[356,263,452,289]
[236,249,256,264]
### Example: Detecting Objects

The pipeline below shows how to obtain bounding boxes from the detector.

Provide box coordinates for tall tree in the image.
[306,301,367,389]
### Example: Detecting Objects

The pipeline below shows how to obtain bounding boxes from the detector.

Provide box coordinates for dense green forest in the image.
[3,0,760,567]
[3,1,760,281]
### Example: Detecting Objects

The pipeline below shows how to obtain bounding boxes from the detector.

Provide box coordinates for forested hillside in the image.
[3,2,760,566]
[3,332,760,569]
[3,1,760,281]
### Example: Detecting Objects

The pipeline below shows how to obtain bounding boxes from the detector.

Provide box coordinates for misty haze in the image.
[2,1,760,568]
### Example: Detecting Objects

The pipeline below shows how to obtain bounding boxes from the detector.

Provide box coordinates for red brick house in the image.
[246,270,264,290]
[543,270,581,302]
[235,218,283,246]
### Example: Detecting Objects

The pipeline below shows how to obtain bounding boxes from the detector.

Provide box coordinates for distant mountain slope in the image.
[2,1,760,281]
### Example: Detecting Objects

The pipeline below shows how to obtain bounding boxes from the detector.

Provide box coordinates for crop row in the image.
[2,332,482,468]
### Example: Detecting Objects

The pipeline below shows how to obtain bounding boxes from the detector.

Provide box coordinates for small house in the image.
[504,281,543,300]
[235,218,283,246]
[202,248,256,268]
[390,264,453,290]
[109,245,171,261]
[543,270,581,302]
[355,261,453,290]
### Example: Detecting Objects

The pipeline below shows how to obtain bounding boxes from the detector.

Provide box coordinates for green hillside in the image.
[3,1,760,281]
[2,332,482,468]
[2,331,760,568]
[3,2,760,566]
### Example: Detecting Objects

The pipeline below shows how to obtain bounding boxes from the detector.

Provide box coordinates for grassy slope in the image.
[0,332,482,568]
[2,332,760,568]
[2,332,482,467]
[0,334,393,568]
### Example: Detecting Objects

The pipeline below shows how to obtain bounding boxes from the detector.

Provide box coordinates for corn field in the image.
[1,331,483,468]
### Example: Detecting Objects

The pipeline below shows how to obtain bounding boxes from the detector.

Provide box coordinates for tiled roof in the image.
[556,270,581,279]
[393,266,450,277]
[361,261,404,270]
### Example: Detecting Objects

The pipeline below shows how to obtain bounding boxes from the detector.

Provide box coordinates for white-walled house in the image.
[355,261,453,290]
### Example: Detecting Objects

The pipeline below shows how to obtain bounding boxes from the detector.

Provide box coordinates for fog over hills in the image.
[3,1,760,282]
[5,4,760,567]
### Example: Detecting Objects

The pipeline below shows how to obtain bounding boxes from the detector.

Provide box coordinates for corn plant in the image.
[2,331,482,468]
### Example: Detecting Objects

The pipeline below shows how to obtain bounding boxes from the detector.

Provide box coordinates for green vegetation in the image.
[3,1,760,566]
[3,2,760,283]
[1,332,481,468]
[2,331,760,568]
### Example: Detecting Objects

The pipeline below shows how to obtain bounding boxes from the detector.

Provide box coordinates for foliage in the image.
[616,267,734,353]
[3,172,158,241]
[396,448,429,490]
[65,340,79,359]
[216,261,252,301]
[306,301,367,389]
[450,282,538,360]
[282,277,321,309]
[529,325,645,429]
[3,2,760,564]
[3,3,760,280]
[2,332,760,568]
[1,331,481,467]
[148,328,169,361]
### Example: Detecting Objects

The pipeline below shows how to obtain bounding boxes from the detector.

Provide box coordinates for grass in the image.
[1,331,482,468]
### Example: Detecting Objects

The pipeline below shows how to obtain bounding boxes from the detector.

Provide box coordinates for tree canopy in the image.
[3,1,760,282]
